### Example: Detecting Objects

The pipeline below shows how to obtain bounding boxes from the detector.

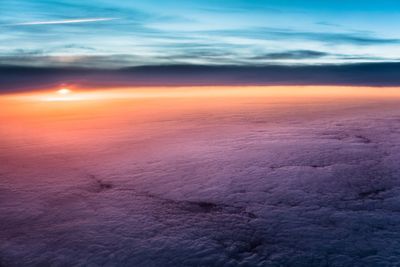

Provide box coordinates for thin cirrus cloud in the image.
[2,0,400,67]
[8,17,119,26]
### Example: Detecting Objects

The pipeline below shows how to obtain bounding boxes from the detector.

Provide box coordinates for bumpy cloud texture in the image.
[1,95,400,266]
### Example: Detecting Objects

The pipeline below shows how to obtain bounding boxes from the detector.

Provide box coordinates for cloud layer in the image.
[2,0,400,67]
[2,94,400,266]
[2,63,400,92]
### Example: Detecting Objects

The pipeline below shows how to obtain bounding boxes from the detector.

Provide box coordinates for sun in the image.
[57,88,71,95]
[40,88,78,101]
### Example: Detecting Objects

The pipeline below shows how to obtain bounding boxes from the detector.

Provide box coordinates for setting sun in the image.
[57,88,71,95]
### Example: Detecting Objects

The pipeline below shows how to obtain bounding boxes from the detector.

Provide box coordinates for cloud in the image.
[2,85,400,266]
[7,17,119,26]
[315,21,341,27]
[208,27,400,45]
[2,62,400,92]
[252,50,329,60]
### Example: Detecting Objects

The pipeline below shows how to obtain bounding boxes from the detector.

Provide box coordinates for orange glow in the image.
[5,85,400,104]
[2,85,400,153]
[57,88,71,95]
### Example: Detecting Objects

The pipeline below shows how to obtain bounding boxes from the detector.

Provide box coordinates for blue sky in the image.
[1,0,400,68]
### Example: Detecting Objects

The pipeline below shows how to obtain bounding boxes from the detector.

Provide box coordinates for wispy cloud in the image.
[251,50,329,60]
[2,1,400,66]
[9,18,118,26]
[207,27,400,46]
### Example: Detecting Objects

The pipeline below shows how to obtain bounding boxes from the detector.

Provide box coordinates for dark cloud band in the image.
[2,62,400,92]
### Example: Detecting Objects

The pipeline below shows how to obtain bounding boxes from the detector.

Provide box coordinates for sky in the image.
[2,0,400,68]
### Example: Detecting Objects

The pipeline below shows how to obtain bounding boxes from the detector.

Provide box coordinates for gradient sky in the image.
[2,0,400,68]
